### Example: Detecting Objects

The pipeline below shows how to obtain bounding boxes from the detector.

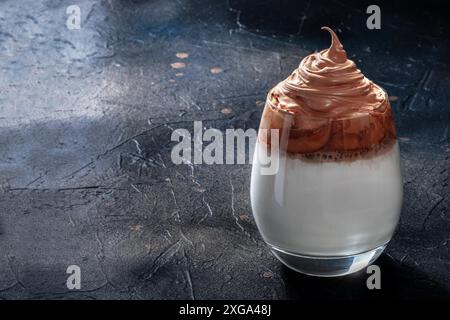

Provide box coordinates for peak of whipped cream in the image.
[320,27,347,63]
[261,27,397,157]
[270,27,387,118]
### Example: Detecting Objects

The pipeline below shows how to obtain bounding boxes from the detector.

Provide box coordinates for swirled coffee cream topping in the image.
[261,27,396,161]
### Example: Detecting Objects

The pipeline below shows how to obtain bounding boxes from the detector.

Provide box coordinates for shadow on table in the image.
[281,254,450,300]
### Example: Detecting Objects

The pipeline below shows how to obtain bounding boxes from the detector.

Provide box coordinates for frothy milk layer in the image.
[251,142,403,256]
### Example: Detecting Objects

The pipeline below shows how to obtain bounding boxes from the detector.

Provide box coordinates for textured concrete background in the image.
[0,0,449,299]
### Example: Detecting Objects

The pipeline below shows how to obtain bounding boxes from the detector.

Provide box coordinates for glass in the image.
[251,98,403,277]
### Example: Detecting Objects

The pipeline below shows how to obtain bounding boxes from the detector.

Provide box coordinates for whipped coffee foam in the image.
[260,27,396,157]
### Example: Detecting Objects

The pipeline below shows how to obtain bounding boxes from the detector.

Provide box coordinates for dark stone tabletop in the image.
[0,0,448,299]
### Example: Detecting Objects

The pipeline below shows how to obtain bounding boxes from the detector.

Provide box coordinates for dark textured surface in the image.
[0,0,449,299]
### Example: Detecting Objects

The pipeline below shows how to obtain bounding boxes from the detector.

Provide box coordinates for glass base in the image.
[269,244,387,277]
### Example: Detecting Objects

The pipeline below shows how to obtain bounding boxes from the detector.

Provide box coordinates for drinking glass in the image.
[250,97,403,277]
